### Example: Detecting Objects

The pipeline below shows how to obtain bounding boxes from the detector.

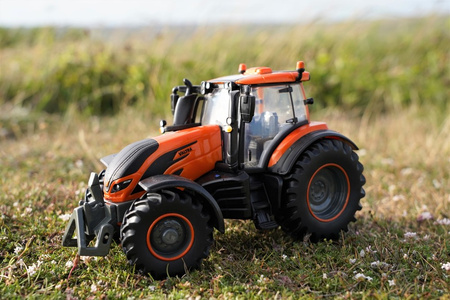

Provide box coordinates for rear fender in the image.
[269,130,358,175]
[139,175,225,233]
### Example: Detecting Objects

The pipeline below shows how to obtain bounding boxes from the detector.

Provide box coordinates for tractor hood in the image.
[103,138,159,192]
[102,125,223,203]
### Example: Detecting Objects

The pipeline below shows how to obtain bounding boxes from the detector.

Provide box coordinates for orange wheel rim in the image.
[146,213,195,261]
[307,163,350,222]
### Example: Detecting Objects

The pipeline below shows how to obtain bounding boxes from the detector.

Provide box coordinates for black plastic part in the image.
[269,130,358,175]
[304,97,314,105]
[183,78,193,95]
[62,172,117,256]
[223,91,240,170]
[199,171,252,219]
[249,178,278,230]
[120,190,213,279]
[103,139,159,191]
[240,94,255,123]
[171,93,179,115]
[276,139,365,242]
[261,173,283,216]
[100,154,116,168]
[172,94,198,126]
[138,175,225,233]
[62,207,114,256]
[164,123,201,132]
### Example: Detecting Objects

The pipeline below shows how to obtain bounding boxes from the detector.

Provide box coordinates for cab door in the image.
[242,83,308,169]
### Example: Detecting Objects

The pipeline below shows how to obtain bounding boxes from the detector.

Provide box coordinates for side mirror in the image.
[240,94,255,123]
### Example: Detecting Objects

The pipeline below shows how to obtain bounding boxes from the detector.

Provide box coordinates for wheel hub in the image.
[161,228,179,245]
[311,180,327,201]
[307,164,350,221]
[151,218,185,253]
[147,213,195,261]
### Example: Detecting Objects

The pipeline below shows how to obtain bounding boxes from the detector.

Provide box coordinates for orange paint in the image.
[235,71,299,85]
[268,122,328,167]
[104,125,223,203]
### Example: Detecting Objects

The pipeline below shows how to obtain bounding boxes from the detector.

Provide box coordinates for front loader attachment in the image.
[62,172,116,256]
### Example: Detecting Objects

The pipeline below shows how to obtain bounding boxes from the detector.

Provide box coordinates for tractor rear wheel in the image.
[120,189,213,279]
[276,139,365,242]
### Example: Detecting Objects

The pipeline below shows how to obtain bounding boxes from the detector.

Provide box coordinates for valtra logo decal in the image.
[178,147,193,158]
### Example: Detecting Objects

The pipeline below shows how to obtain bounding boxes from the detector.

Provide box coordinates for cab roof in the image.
[208,62,310,85]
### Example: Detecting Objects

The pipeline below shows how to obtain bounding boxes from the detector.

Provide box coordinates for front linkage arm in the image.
[62,172,116,256]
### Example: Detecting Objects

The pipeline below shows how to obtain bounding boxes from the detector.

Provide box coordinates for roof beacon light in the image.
[296,61,305,81]
[239,63,247,74]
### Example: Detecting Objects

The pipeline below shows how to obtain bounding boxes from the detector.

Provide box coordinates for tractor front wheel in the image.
[276,139,365,242]
[120,189,213,279]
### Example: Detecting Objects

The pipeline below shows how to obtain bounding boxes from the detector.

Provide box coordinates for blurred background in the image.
[0,0,448,119]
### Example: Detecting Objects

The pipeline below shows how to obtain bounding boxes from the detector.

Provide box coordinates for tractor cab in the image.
[163,62,314,172]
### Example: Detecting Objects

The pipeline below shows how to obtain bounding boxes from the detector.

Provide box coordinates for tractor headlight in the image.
[111,179,132,193]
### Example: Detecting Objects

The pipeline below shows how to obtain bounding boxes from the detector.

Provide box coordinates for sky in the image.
[0,0,449,27]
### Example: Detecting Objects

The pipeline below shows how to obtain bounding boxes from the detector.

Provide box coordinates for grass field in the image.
[1,15,449,299]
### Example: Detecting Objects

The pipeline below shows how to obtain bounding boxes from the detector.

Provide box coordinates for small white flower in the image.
[14,245,23,255]
[149,285,156,291]
[404,232,417,239]
[400,168,413,175]
[59,214,72,222]
[371,261,380,267]
[435,218,450,226]
[27,264,38,276]
[388,279,395,286]
[65,260,74,268]
[432,179,441,189]
[359,249,365,257]
[417,211,433,222]
[282,254,288,261]
[323,273,327,279]
[392,195,405,202]
[354,273,373,281]
[403,254,409,259]
[371,261,390,270]
[442,262,450,272]
[90,284,97,293]
[365,245,377,254]
[27,260,42,276]
[349,258,357,264]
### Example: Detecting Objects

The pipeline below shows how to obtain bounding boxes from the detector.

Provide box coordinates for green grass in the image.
[0,106,449,298]
[1,15,449,298]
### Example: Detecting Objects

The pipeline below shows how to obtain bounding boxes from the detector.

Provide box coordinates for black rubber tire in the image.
[120,189,213,279]
[276,139,365,242]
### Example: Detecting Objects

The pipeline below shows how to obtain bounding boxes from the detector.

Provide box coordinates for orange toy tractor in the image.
[63,61,365,279]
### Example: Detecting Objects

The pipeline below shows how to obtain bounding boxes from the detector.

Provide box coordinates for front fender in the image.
[138,175,225,233]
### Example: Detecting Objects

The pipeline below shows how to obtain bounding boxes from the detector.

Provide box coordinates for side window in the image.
[243,84,307,168]
[193,98,204,124]
[201,89,230,126]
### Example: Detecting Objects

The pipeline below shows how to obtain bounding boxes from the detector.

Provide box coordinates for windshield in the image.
[201,88,230,127]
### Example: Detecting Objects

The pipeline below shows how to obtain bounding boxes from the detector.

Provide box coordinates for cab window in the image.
[243,84,307,168]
